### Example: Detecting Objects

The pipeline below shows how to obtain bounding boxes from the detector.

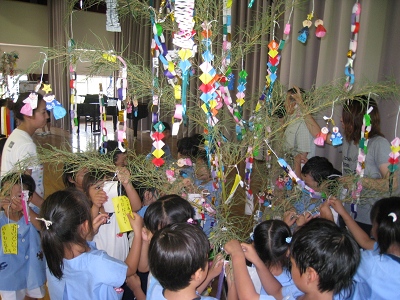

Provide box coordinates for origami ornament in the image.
[298,20,312,43]
[315,19,327,38]
[20,93,38,116]
[330,126,343,146]
[42,83,52,94]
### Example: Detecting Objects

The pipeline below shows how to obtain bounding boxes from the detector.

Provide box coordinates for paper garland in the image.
[345,2,361,91]
[351,104,373,218]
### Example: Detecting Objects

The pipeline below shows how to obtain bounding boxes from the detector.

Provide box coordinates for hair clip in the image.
[388,212,397,222]
[36,217,53,230]
[285,236,292,244]
[187,218,196,224]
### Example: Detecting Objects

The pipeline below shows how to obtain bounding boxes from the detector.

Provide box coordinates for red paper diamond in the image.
[200,84,214,93]
[152,157,165,167]
[152,132,165,140]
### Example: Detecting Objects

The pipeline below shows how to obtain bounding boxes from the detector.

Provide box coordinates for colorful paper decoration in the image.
[152,121,166,167]
[173,0,196,127]
[351,102,373,218]
[315,19,327,38]
[388,106,400,195]
[265,140,326,202]
[43,89,66,120]
[105,0,121,32]
[112,195,133,233]
[345,2,361,91]
[315,99,342,146]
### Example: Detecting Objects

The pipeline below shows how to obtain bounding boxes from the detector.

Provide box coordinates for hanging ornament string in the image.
[34,52,47,92]
[68,12,78,133]
[351,94,373,219]
[283,0,295,39]
[388,105,400,196]
[314,98,342,146]
[256,19,282,114]
[199,20,219,128]
[221,0,232,73]
[345,1,361,91]
[264,140,326,201]
[173,0,196,127]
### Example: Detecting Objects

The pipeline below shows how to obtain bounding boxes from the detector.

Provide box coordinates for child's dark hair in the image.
[253,220,291,270]
[301,156,342,185]
[290,218,360,294]
[0,137,7,155]
[177,137,194,158]
[99,140,125,164]
[21,174,36,197]
[2,173,36,198]
[162,121,171,131]
[149,223,209,291]
[143,194,194,234]
[39,189,93,279]
[82,171,104,198]
[372,197,400,254]
[9,92,45,121]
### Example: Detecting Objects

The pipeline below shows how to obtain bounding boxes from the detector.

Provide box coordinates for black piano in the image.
[76,95,118,134]
[127,103,149,137]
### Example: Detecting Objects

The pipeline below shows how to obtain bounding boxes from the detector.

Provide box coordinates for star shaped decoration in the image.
[42,84,52,94]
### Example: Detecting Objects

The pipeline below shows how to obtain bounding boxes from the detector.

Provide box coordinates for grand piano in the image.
[77,95,149,136]
[76,95,118,134]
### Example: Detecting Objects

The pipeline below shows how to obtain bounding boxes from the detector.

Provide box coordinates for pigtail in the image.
[41,225,65,279]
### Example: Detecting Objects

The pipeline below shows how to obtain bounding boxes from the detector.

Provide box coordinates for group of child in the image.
[1,91,400,300]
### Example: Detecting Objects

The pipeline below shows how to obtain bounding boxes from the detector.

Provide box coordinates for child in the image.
[62,163,87,192]
[226,218,360,300]
[328,196,400,299]
[1,92,48,209]
[82,170,141,262]
[100,140,128,167]
[0,174,46,300]
[253,220,302,298]
[194,150,220,236]
[39,189,142,300]
[295,156,341,216]
[141,195,223,299]
[148,223,217,300]
[283,87,314,178]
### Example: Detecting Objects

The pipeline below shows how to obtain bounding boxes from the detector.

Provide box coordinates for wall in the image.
[0,0,115,74]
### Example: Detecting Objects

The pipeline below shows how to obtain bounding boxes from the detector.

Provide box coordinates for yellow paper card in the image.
[1,223,18,254]
[112,195,133,233]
